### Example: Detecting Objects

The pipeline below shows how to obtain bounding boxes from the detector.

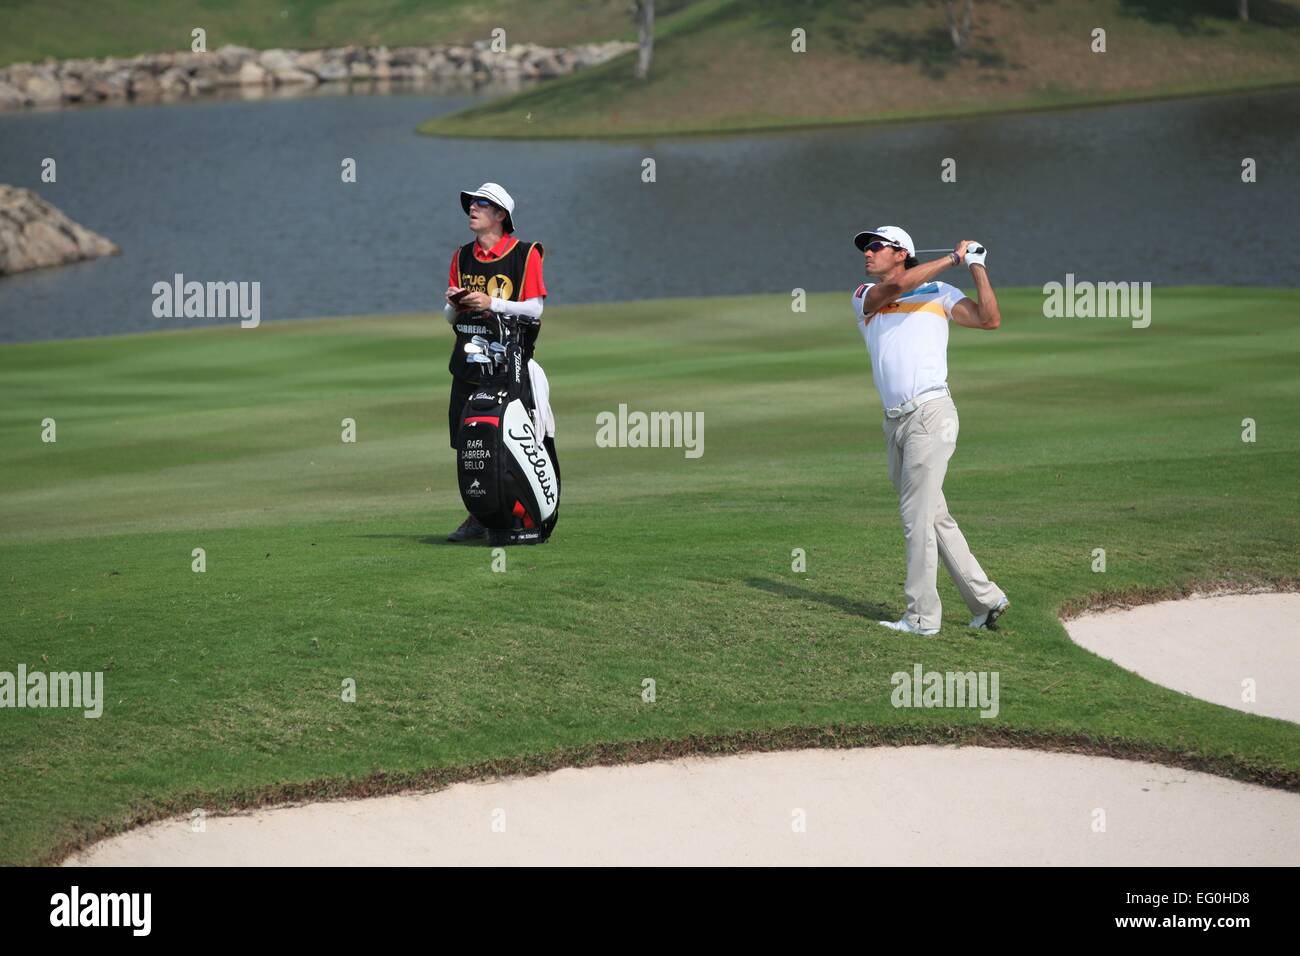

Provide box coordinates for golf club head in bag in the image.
[455,315,560,545]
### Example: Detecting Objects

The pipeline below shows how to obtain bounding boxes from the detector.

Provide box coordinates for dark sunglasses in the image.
[864,240,903,252]
[470,198,497,209]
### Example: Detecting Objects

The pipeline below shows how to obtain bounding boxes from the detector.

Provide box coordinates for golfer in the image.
[443,182,547,542]
[853,226,1009,634]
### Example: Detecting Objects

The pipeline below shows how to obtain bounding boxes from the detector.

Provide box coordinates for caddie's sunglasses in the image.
[470,198,497,208]
[864,240,902,252]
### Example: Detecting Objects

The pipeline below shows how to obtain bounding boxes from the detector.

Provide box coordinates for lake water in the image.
[1,86,1298,342]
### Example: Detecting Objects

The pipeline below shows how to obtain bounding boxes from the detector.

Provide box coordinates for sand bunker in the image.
[1065,591,1299,723]
[66,746,1299,866]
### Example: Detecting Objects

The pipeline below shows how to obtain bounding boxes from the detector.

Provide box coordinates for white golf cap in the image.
[853,225,915,256]
[460,182,516,233]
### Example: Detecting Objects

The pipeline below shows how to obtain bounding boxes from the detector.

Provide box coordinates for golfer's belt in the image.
[884,386,950,420]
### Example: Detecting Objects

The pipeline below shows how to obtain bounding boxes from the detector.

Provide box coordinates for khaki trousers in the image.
[882,396,1004,629]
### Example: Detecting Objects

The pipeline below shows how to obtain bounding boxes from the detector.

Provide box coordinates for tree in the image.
[946,0,974,50]
[634,0,655,79]
[1239,0,1249,21]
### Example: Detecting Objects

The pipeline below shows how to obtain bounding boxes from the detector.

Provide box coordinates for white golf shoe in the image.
[877,617,940,636]
[968,597,1010,630]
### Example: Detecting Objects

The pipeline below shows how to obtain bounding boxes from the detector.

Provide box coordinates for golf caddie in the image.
[443,182,548,542]
[852,226,1009,634]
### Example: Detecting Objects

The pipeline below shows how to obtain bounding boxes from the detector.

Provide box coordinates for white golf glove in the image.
[964,242,988,268]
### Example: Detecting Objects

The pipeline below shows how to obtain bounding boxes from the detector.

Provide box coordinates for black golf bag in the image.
[455,315,560,545]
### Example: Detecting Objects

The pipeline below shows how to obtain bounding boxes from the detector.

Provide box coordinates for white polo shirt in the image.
[853,280,965,410]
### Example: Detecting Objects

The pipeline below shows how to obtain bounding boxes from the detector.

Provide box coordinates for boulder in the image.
[0,80,26,109]
[22,70,63,105]
[128,70,160,97]
[271,68,319,87]
[172,51,208,71]
[5,63,35,87]
[211,64,246,88]
[91,70,131,99]
[0,185,121,277]
[532,55,562,79]
[191,62,224,87]
[58,75,88,101]
[314,62,349,83]
[237,60,269,86]
[158,67,189,95]
[216,45,255,68]
[257,48,296,73]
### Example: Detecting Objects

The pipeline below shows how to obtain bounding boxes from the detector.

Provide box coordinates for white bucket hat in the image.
[460,182,516,233]
[853,225,915,256]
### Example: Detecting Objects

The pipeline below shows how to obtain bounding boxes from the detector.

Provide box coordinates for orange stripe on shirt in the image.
[881,300,949,318]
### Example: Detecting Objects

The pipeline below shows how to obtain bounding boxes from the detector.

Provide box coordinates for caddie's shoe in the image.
[447,514,486,542]
[969,597,1010,630]
[878,617,940,637]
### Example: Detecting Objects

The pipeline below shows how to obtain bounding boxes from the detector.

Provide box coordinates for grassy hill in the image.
[420,0,1300,137]
[1,287,1298,864]
[0,0,643,67]
[8,1,1298,137]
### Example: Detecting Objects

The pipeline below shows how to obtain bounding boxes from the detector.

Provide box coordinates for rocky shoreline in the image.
[0,186,119,277]
[0,40,635,111]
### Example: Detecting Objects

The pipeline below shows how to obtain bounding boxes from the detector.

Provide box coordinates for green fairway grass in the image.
[1,287,1298,864]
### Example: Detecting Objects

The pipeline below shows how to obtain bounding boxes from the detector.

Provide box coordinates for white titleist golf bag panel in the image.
[501,399,558,524]
[455,315,560,545]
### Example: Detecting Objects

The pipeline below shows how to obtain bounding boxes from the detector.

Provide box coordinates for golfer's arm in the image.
[960,266,1001,330]
[861,256,955,316]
